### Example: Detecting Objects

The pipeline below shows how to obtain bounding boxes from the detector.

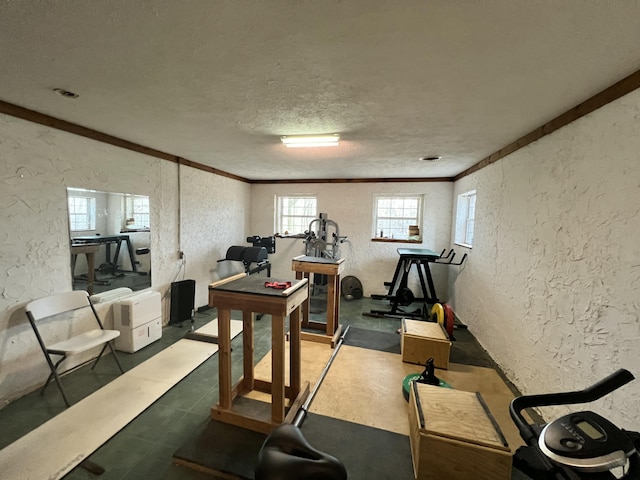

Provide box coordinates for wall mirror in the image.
[67,187,151,296]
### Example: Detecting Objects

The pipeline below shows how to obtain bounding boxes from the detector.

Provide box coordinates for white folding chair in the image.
[25,290,125,407]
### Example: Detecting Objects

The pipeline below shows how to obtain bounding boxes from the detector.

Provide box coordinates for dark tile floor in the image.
[0,294,525,479]
[73,270,153,296]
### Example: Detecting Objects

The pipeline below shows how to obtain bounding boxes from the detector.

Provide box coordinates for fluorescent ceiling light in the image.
[281,134,340,148]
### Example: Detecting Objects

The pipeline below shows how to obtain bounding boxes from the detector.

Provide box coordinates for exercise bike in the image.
[510,369,640,479]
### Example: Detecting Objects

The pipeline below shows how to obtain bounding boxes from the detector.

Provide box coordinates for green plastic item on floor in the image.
[402,357,453,402]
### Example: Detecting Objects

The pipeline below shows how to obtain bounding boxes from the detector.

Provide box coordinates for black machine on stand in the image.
[510,369,640,480]
[303,213,347,260]
[302,213,347,293]
[367,248,467,320]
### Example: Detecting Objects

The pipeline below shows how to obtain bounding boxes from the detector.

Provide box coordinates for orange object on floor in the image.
[442,303,455,339]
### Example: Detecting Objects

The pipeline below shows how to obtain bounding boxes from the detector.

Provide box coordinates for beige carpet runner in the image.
[0,319,242,480]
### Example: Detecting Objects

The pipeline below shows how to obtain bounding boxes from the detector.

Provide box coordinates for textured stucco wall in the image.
[448,89,640,426]
[0,113,250,406]
[178,165,251,307]
[249,182,454,299]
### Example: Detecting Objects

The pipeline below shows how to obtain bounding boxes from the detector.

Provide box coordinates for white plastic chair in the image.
[25,290,125,407]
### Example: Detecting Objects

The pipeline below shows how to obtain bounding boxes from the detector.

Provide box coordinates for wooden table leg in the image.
[334,273,341,331]
[325,273,338,335]
[271,313,285,424]
[289,306,301,397]
[297,271,310,328]
[86,252,95,295]
[242,310,254,392]
[218,308,232,409]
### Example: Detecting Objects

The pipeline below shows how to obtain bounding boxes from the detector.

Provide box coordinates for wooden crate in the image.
[401,319,451,368]
[408,383,512,480]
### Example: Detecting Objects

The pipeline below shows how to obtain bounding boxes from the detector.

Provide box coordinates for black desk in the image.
[72,234,138,272]
[370,248,441,319]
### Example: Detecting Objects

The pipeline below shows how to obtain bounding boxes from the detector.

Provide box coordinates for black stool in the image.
[255,424,347,480]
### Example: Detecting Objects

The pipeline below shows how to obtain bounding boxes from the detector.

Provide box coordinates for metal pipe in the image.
[325,219,340,258]
[292,325,350,428]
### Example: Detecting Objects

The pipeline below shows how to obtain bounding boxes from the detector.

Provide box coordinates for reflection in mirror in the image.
[67,187,152,295]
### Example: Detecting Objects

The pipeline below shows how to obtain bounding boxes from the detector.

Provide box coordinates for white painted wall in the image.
[249,182,454,300]
[448,89,640,426]
[178,165,251,305]
[0,113,250,407]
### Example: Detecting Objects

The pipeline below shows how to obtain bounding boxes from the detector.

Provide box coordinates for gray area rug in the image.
[173,411,415,480]
[344,324,495,368]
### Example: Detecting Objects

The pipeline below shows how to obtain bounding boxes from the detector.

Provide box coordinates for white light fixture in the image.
[281,134,340,148]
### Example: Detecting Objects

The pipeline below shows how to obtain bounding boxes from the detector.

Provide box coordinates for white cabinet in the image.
[113,290,162,353]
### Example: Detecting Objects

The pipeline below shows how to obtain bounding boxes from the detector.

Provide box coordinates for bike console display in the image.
[538,411,636,473]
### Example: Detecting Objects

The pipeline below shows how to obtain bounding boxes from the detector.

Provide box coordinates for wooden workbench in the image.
[291,255,345,347]
[208,275,309,434]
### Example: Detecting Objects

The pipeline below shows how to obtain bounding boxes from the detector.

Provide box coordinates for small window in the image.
[373,195,423,240]
[68,195,96,231]
[276,195,317,235]
[124,195,150,229]
[455,190,476,247]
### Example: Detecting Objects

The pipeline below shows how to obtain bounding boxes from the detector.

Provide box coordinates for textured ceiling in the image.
[1,1,640,181]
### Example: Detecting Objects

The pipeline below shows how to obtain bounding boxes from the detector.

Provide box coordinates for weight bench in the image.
[218,245,271,276]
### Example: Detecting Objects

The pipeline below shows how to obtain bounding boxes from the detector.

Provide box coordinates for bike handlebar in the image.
[510,369,635,446]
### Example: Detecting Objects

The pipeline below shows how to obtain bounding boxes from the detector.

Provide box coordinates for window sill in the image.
[454,242,473,249]
[371,237,422,244]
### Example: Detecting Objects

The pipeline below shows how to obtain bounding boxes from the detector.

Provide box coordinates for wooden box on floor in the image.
[408,383,512,480]
[401,319,451,369]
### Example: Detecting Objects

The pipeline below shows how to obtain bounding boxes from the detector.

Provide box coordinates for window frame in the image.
[68,195,96,232]
[275,195,318,235]
[454,190,476,248]
[124,194,150,229]
[372,194,424,241]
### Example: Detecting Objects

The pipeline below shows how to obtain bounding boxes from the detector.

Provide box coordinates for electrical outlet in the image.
[179,250,184,259]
